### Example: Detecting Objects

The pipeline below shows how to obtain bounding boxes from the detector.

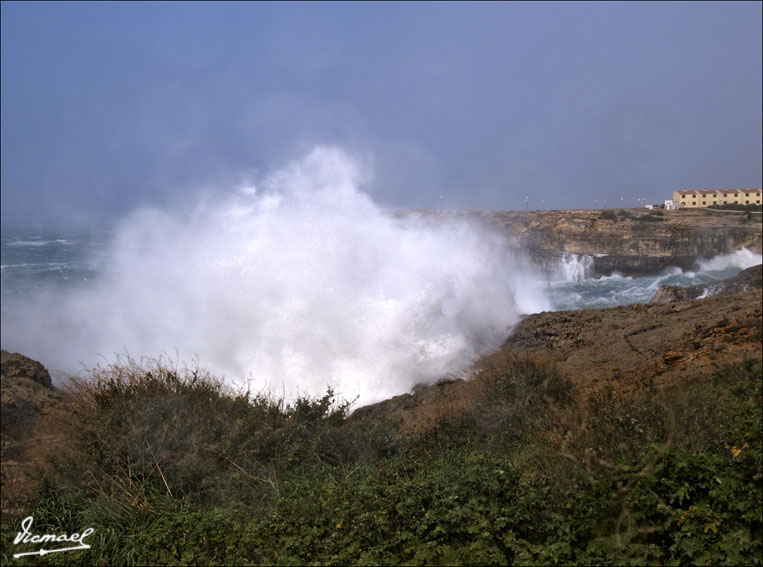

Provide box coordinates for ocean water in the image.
[541,248,762,311]
[1,150,761,406]
[1,227,112,299]
[4,231,758,311]
[3,224,758,386]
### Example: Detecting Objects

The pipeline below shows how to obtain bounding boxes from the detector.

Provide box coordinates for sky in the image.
[1,1,761,228]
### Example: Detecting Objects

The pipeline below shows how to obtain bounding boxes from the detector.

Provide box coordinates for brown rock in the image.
[502,289,761,394]
[352,289,762,430]
[1,351,62,514]
[397,208,762,277]
[650,264,762,304]
[1,351,60,453]
[1,350,53,388]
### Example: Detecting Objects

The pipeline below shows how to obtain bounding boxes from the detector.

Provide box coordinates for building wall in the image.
[672,189,762,208]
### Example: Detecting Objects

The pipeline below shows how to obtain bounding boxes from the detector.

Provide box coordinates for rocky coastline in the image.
[401,207,762,277]
[3,254,761,519]
[352,266,762,429]
[649,263,762,304]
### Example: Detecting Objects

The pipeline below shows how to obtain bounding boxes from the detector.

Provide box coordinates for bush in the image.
[632,210,666,222]
[26,356,369,511]
[617,209,635,220]
[709,203,762,212]
[2,356,760,565]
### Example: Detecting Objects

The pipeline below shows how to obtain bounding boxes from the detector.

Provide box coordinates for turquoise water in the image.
[542,260,759,311]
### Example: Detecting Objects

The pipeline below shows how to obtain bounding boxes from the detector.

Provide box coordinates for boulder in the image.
[1,350,60,456]
[1,350,53,388]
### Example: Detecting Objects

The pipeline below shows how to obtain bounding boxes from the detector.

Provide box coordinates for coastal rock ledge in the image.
[650,264,763,304]
[401,208,762,277]
[1,350,59,447]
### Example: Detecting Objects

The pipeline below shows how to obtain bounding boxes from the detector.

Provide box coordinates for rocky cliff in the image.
[1,350,60,511]
[400,208,762,277]
[1,350,59,447]
[353,287,762,431]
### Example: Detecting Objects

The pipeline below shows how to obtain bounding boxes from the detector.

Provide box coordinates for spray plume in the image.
[2,147,549,406]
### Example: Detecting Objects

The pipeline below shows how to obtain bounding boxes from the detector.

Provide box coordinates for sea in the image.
[3,226,759,311]
[1,227,113,301]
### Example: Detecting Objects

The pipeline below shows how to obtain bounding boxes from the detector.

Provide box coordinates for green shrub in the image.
[2,357,760,565]
[617,209,635,220]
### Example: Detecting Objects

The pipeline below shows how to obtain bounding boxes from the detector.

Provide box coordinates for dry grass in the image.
[17,355,371,513]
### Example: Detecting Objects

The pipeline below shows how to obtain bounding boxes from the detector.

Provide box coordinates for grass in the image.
[2,355,761,565]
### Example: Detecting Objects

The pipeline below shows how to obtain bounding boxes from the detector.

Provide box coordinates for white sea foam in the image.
[1,147,549,406]
[541,248,760,311]
[6,239,71,247]
[557,253,595,282]
[698,247,762,271]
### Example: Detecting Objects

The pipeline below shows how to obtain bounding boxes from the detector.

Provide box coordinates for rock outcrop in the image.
[501,290,761,393]
[353,285,762,430]
[353,289,761,430]
[649,264,762,304]
[400,208,762,277]
[1,349,53,388]
[1,350,59,455]
[1,351,61,514]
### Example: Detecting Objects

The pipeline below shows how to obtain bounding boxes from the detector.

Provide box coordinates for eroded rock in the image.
[1,351,60,455]
[1,350,53,388]
[650,264,762,304]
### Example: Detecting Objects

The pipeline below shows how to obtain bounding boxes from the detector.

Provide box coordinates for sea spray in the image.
[542,247,761,311]
[1,147,549,406]
[557,252,595,282]
[698,247,762,271]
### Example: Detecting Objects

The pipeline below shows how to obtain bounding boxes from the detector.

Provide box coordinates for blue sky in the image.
[1,1,761,227]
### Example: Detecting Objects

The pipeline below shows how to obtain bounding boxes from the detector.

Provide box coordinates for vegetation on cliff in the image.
[2,350,761,565]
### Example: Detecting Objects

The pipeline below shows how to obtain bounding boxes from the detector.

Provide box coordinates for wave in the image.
[557,253,595,282]
[698,247,762,271]
[545,249,760,311]
[1,147,549,406]
[5,239,72,247]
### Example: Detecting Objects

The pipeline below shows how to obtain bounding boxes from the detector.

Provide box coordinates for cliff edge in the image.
[400,208,762,277]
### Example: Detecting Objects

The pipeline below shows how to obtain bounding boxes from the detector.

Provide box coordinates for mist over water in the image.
[1,148,549,406]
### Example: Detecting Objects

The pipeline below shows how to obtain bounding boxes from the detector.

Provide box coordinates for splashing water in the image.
[697,247,762,272]
[543,248,761,311]
[1,147,549,406]
[556,253,596,282]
